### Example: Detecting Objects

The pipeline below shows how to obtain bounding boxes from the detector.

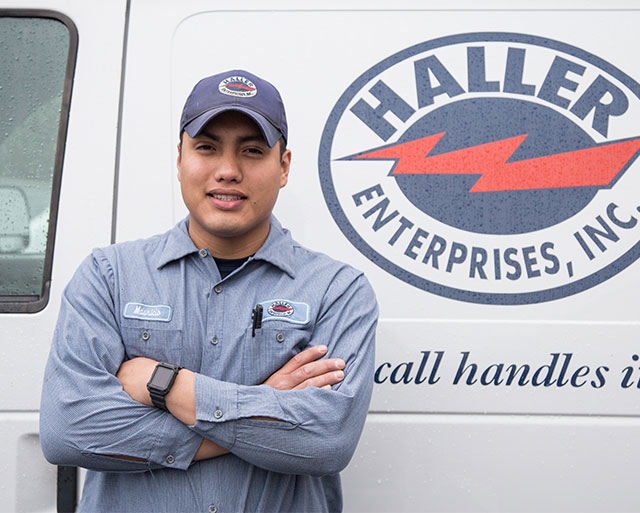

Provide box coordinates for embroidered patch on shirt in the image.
[259,299,310,325]
[123,302,172,322]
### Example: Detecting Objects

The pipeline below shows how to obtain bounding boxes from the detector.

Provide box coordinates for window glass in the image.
[0,14,75,311]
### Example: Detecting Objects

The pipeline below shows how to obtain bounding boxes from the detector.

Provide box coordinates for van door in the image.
[0,2,127,511]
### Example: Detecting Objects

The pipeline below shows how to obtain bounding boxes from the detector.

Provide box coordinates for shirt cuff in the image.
[148,412,203,471]
[193,375,294,447]
[236,384,289,422]
[193,373,239,448]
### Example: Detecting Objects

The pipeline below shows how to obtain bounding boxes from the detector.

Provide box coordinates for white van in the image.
[3,1,640,511]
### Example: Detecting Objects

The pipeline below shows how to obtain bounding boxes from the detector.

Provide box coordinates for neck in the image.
[187,221,270,259]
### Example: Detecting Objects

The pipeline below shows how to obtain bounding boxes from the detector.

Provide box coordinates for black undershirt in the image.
[213,256,249,279]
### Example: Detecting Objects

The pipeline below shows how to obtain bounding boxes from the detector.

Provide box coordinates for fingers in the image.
[262,345,347,391]
[276,344,328,374]
[292,356,344,384]
[293,369,344,390]
[283,357,344,390]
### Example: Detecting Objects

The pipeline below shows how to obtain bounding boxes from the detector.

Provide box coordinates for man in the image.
[40,69,378,512]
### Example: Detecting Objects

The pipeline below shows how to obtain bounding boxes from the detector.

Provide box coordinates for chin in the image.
[205,222,253,239]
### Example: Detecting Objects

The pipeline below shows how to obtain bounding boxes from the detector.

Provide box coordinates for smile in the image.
[206,191,247,211]
[209,193,245,201]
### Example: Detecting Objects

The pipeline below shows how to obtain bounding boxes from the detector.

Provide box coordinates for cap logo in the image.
[218,76,257,98]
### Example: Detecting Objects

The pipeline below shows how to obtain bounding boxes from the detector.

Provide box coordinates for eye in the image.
[244,146,265,156]
[195,143,215,151]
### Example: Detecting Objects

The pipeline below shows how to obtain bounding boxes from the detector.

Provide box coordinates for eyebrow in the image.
[197,130,267,145]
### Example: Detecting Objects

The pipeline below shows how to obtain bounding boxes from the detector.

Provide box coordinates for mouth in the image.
[208,193,246,201]
[206,190,247,210]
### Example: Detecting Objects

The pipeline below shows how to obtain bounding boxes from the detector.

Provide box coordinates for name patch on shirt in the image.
[260,299,310,325]
[123,302,172,322]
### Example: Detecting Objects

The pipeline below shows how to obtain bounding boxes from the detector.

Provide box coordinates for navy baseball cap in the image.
[180,70,288,148]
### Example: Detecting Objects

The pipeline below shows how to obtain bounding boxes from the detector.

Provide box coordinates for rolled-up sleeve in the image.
[190,273,377,476]
[39,252,202,472]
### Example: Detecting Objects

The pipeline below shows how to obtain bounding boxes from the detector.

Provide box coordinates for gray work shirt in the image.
[40,217,377,513]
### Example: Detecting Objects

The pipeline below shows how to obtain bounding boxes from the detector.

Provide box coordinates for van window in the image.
[0,12,77,313]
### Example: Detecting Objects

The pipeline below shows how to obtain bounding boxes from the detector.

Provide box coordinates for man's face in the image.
[177,110,291,257]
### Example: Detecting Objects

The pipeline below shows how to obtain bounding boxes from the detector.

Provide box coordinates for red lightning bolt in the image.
[230,84,255,91]
[350,133,640,193]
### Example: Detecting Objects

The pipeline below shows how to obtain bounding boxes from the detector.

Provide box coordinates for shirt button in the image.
[214,409,223,419]
[213,285,223,294]
[208,505,217,513]
[210,336,219,345]
[276,332,285,343]
[199,248,208,258]
[141,330,150,341]
[166,454,175,464]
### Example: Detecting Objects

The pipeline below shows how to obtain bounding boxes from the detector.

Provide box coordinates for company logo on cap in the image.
[218,76,257,98]
[268,301,294,317]
[319,33,640,305]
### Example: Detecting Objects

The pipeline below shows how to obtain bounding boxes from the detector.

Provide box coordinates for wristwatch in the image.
[146,362,182,410]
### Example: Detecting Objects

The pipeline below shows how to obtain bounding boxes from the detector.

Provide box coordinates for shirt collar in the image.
[156,216,297,279]
[156,218,200,269]
[252,216,296,279]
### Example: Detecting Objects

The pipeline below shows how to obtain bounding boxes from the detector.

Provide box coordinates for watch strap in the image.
[149,389,170,410]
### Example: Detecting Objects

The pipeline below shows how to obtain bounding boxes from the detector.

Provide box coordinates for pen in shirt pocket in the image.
[251,304,263,337]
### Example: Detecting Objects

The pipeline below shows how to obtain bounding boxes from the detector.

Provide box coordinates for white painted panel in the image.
[115,1,191,241]
[0,412,56,513]
[343,413,640,512]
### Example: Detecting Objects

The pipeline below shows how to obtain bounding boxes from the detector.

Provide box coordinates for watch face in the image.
[150,365,175,390]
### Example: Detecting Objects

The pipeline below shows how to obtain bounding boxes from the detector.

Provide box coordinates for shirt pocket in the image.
[242,324,311,385]
[121,325,184,365]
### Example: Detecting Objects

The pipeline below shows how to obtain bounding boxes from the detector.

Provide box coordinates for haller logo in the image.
[268,300,294,317]
[218,76,257,98]
[319,32,640,304]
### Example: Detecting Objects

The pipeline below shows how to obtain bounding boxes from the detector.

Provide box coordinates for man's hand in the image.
[263,344,345,390]
[116,357,158,407]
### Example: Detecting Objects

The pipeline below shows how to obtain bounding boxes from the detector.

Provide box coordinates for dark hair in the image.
[278,137,287,160]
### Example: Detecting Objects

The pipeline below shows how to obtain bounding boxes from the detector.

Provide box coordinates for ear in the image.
[176,142,182,182]
[280,149,292,188]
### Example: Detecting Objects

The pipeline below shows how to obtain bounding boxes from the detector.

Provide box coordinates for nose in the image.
[214,153,242,182]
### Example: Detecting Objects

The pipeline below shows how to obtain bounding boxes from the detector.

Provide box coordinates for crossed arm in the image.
[40,253,377,475]
[115,344,346,462]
